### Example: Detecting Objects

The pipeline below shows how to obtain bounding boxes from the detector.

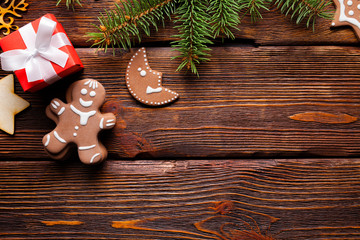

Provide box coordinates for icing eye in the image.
[81,88,87,95]
[90,91,96,97]
[140,70,147,77]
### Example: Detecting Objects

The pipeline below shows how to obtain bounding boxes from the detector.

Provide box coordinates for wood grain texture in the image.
[1,1,360,240]
[6,0,358,47]
[1,46,360,159]
[0,159,360,239]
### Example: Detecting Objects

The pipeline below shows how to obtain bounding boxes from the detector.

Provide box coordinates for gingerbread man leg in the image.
[77,139,107,165]
[76,113,115,164]
[42,128,68,155]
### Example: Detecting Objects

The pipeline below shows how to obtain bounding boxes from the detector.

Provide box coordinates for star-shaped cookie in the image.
[0,74,30,135]
[332,0,360,38]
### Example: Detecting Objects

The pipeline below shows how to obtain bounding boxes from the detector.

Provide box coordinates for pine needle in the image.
[56,0,82,10]
[274,0,333,30]
[239,0,272,22]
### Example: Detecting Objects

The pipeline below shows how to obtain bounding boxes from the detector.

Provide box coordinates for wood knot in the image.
[210,200,234,215]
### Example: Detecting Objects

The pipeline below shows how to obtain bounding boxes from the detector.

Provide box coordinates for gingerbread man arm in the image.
[99,113,116,130]
[48,98,67,117]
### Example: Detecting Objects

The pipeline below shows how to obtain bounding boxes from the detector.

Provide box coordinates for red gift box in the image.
[0,14,83,92]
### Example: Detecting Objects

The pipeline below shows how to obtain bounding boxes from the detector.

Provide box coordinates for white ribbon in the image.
[0,16,71,84]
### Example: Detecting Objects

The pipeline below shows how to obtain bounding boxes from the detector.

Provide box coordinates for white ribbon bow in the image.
[0,16,71,84]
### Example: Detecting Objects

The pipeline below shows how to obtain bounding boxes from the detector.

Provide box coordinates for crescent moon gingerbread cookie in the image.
[125,47,179,106]
[42,79,116,164]
[332,0,360,38]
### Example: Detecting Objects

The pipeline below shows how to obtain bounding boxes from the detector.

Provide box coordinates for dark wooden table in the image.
[1,1,360,239]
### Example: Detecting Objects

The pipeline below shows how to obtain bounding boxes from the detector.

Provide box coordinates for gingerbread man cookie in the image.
[42,79,116,164]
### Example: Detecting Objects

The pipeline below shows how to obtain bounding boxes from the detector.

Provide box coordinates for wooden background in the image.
[1,0,360,239]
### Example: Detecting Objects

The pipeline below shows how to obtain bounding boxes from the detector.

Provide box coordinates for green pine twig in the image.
[56,0,82,9]
[209,0,241,39]
[87,0,176,52]
[239,0,272,22]
[274,0,333,30]
[171,0,213,76]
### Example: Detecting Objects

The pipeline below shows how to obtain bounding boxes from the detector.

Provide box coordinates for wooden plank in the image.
[0,159,359,239]
[11,0,358,47]
[2,46,360,159]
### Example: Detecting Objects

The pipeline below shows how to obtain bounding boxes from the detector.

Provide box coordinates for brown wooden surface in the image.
[1,0,360,239]
[3,46,360,159]
[1,159,360,240]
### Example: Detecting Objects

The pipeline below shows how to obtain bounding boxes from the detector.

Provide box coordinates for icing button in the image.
[140,70,147,77]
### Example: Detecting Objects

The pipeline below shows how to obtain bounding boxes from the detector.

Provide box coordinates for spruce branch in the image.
[171,0,213,76]
[208,0,241,39]
[239,0,272,22]
[87,0,176,52]
[86,0,334,76]
[274,0,333,29]
[56,0,82,9]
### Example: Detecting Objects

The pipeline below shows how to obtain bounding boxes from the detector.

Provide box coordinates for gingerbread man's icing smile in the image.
[80,98,93,107]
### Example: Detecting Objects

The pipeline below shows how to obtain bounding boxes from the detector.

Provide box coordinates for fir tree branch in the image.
[87,0,176,51]
[274,0,333,29]
[239,0,271,22]
[56,0,82,9]
[171,0,213,76]
[86,0,333,76]
[208,0,241,39]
